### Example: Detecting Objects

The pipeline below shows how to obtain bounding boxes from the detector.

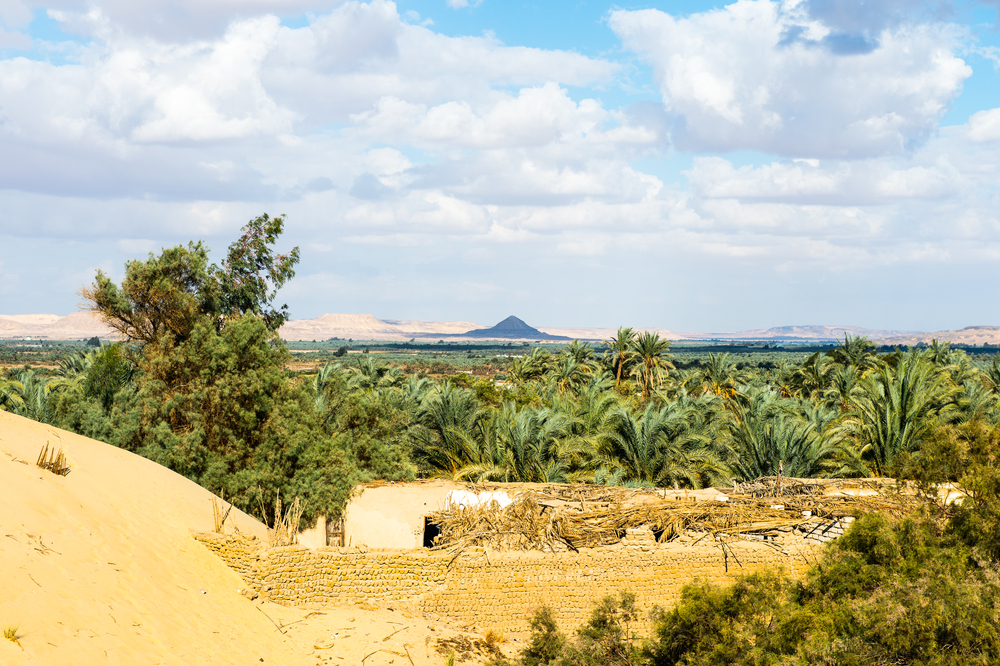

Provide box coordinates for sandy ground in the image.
[0,411,515,665]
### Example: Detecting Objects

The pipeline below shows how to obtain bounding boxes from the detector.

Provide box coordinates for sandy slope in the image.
[0,412,506,665]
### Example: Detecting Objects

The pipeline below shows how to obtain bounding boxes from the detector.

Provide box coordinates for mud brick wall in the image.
[420,542,819,634]
[257,546,451,606]
[802,517,855,543]
[196,534,822,634]
[193,532,265,590]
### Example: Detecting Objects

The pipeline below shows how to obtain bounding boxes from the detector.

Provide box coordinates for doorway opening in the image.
[423,516,441,548]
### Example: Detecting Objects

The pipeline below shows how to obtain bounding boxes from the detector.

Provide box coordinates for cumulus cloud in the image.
[968,107,1000,142]
[688,156,961,204]
[0,24,30,48]
[609,0,970,157]
[1,0,998,328]
[35,0,335,40]
[0,0,619,205]
[351,83,610,149]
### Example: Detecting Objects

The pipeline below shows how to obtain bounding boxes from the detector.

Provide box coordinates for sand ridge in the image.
[0,411,511,665]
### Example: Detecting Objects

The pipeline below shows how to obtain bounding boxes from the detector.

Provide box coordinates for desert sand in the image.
[0,411,509,665]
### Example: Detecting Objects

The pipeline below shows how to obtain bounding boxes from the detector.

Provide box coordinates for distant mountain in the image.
[879,326,1000,347]
[461,316,570,340]
[678,325,921,342]
[12,312,985,345]
[0,313,115,340]
[278,313,485,341]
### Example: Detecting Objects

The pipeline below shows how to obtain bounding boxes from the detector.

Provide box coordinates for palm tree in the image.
[823,364,860,412]
[630,331,675,398]
[726,389,863,481]
[0,375,26,413]
[550,355,591,394]
[845,351,958,476]
[792,351,834,398]
[410,384,487,478]
[561,340,597,368]
[351,356,405,391]
[773,360,797,399]
[982,356,1000,394]
[466,404,576,483]
[830,334,878,373]
[0,370,67,423]
[603,327,637,391]
[924,339,956,367]
[508,347,551,384]
[953,380,1000,425]
[597,400,729,488]
[310,362,353,419]
[696,352,743,399]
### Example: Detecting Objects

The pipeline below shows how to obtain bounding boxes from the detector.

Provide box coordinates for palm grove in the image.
[0,218,997,523]
[6,219,1000,662]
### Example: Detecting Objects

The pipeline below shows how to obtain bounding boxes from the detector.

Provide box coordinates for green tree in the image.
[597,399,729,488]
[470,404,576,483]
[520,606,566,666]
[695,352,744,399]
[792,351,835,398]
[846,350,958,476]
[411,383,487,478]
[629,332,674,399]
[829,334,879,373]
[725,389,862,481]
[82,213,299,344]
[603,327,637,391]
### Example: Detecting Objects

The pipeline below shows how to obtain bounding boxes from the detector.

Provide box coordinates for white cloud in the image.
[38,0,334,40]
[968,108,1000,142]
[0,0,998,330]
[688,156,961,204]
[351,83,611,149]
[0,24,30,48]
[608,0,971,157]
[115,238,156,253]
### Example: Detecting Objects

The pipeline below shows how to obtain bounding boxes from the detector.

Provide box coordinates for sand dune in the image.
[0,412,498,665]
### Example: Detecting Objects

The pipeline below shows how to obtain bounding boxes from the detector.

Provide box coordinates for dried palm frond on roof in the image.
[427,480,917,553]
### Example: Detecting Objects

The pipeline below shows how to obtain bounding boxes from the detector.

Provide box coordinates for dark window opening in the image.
[423,516,441,548]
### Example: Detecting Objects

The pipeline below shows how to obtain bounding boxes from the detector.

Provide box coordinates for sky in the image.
[0,0,998,332]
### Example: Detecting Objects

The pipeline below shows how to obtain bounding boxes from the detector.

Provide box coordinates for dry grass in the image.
[4,625,21,648]
[36,443,70,476]
[261,496,303,548]
[434,635,502,663]
[211,495,233,534]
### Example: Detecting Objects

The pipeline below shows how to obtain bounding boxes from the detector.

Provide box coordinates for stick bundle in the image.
[35,443,70,476]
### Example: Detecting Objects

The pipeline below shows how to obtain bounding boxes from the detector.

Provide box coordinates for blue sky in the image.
[0,0,999,332]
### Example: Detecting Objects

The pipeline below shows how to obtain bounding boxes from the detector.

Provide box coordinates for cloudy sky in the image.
[0,0,998,331]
